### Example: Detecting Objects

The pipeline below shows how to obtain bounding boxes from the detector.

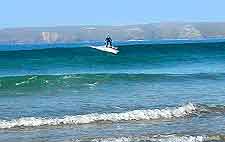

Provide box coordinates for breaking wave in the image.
[73,134,225,142]
[0,103,196,129]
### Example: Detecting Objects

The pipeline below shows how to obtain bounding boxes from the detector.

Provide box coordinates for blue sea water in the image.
[0,40,225,142]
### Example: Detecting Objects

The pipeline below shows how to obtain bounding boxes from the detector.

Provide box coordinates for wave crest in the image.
[73,135,209,142]
[0,103,196,129]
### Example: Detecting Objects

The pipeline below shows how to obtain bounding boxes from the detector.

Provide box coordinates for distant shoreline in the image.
[1,22,225,44]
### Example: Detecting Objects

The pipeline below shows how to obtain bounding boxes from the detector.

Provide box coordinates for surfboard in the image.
[90,46,119,54]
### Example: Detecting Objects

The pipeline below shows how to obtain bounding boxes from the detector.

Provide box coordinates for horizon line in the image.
[1,21,225,30]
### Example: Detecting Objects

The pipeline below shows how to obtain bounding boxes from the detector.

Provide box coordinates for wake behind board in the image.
[90,46,119,54]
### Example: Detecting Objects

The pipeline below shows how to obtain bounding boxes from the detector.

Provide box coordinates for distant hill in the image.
[0,22,225,44]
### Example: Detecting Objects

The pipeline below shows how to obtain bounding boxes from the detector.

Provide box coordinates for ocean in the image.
[0,40,225,142]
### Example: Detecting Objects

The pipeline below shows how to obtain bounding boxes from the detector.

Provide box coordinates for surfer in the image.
[105,35,112,48]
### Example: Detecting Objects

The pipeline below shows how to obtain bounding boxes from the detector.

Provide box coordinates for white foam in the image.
[0,103,196,129]
[86,82,98,88]
[62,75,81,79]
[15,76,37,86]
[28,76,37,80]
[62,75,73,79]
[74,135,207,142]
[16,80,29,86]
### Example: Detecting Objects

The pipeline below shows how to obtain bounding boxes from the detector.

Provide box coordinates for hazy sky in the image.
[1,0,225,28]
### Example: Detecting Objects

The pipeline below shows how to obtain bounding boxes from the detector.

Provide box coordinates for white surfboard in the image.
[90,46,119,54]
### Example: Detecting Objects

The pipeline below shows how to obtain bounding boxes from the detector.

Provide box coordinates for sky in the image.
[0,0,225,28]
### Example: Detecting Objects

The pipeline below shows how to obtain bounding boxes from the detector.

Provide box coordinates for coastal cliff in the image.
[0,22,225,43]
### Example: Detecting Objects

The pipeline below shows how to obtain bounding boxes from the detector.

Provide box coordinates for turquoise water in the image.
[0,40,225,142]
